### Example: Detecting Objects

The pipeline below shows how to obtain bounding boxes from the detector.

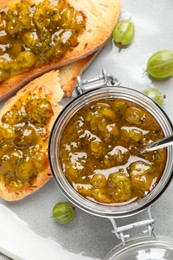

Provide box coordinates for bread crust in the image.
[0,0,121,100]
[0,71,64,201]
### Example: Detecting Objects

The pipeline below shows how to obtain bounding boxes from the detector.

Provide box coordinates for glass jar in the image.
[49,70,173,259]
[49,70,173,218]
[104,235,173,260]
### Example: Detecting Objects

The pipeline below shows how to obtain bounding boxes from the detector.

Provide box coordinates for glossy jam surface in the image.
[59,99,166,205]
[0,0,86,81]
[0,88,53,190]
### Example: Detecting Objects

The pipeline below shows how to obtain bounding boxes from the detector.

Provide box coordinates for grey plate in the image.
[0,0,173,259]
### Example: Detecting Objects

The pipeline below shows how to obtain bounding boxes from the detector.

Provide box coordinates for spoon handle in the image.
[142,135,173,153]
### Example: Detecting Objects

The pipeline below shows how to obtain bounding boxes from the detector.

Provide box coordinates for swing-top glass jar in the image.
[49,70,173,259]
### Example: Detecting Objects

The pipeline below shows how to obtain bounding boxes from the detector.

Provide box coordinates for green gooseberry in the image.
[143,87,165,106]
[112,17,135,49]
[146,50,173,78]
[52,201,75,225]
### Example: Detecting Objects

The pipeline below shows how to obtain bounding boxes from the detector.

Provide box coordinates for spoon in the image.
[141,135,173,154]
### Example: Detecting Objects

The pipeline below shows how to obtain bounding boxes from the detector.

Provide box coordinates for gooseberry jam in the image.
[59,99,166,205]
[0,87,53,190]
[0,0,86,81]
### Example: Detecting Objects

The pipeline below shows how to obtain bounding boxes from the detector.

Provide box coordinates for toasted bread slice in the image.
[0,71,63,201]
[0,0,121,100]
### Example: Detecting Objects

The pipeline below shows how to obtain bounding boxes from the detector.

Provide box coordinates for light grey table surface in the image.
[0,0,173,259]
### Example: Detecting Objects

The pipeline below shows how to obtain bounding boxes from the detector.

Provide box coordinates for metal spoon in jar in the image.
[141,135,173,154]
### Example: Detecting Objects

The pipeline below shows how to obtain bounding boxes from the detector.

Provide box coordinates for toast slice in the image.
[0,0,121,100]
[0,71,64,201]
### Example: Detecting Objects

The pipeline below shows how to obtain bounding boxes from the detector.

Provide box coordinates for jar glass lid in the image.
[105,236,173,260]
